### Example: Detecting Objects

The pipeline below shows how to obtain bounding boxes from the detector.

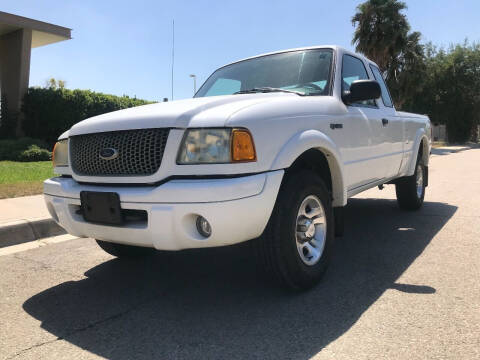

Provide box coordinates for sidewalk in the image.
[431,143,480,156]
[0,194,65,247]
[0,195,49,224]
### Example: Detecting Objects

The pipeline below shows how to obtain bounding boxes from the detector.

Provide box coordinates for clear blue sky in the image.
[2,0,480,101]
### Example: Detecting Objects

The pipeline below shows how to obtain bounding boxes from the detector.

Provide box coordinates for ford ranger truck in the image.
[44,46,431,290]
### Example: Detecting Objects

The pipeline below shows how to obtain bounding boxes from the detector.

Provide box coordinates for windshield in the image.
[195,49,334,97]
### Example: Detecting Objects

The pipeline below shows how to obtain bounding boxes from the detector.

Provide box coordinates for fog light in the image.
[196,216,212,238]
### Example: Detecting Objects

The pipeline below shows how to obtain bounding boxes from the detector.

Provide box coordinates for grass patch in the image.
[0,161,54,199]
[0,182,45,199]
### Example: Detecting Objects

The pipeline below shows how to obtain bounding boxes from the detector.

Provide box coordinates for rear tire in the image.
[253,170,335,291]
[395,156,426,210]
[96,239,154,258]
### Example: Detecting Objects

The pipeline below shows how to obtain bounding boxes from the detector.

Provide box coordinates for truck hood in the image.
[68,93,296,136]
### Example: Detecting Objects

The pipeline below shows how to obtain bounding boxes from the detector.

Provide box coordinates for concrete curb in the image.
[0,218,66,248]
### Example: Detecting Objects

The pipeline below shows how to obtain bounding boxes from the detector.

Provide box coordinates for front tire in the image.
[395,157,426,210]
[254,170,335,291]
[96,239,154,258]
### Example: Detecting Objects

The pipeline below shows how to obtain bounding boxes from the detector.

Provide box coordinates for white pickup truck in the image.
[44,45,431,290]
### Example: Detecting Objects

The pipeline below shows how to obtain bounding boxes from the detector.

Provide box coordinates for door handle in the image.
[382,118,389,126]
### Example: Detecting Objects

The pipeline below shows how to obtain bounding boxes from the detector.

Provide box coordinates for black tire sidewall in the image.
[416,162,426,202]
[396,155,426,210]
[96,239,153,257]
[409,158,426,206]
[274,171,335,289]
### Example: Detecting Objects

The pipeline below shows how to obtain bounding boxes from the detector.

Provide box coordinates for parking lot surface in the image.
[1,148,479,359]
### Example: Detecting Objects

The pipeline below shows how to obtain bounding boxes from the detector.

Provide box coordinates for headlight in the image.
[177,128,256,164]
[52,139,69,167]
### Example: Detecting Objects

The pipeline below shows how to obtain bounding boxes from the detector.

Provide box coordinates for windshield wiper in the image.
[234,87,304,96]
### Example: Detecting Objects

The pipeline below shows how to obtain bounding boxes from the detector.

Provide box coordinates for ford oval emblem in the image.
[99,148,118,160]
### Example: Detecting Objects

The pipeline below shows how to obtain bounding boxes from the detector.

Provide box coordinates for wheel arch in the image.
[407,129,430,176]
[271,130,346,207]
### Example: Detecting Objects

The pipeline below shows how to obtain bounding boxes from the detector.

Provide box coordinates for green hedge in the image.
[22,87,153,144]
[0,137,51,161]
[0,96,17,139]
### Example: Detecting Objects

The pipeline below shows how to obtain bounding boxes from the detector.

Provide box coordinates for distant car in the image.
[44,45,431,290]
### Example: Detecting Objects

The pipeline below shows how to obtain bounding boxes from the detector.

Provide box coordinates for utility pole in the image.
[189,74,197,96]
[171,19,174,101]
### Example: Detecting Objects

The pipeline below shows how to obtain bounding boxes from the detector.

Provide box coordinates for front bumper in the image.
[43,171,283,250]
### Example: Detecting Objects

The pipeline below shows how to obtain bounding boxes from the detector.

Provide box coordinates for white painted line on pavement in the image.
[0,234,79,256]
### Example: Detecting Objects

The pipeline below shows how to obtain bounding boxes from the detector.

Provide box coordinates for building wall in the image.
[432,124,447,142]
[0,28,32,136]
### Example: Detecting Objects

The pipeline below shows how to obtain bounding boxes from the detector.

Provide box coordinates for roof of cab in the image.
[221,45,378,69]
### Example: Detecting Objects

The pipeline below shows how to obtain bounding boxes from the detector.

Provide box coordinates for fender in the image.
[58,130,70,140]
[271,129,347,207]
[406,128,430,176]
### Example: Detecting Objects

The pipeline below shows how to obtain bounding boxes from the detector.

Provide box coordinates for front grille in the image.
[70,128,170,177]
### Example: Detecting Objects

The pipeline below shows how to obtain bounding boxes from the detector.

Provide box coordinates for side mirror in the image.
[342,80,381,104]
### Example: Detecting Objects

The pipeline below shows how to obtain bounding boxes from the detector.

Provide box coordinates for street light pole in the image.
[189,74,197,96]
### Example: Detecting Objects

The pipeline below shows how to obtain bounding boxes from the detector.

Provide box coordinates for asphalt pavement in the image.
[0,147,479,359]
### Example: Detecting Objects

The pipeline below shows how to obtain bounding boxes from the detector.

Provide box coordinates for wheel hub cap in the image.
[295,195,327,266]
[296,218,316,241]
[416,164,424,198]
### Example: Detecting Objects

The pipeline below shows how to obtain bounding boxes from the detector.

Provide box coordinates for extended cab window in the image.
[369,65,393,108]
[342,55,375,107]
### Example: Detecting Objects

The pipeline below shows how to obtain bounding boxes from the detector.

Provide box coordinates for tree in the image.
[352,0,409,72]
[352,0,425,108]
[388,31,426,108]
[432,43,480,142]
[44,78,66,90]
[400,41,480,143]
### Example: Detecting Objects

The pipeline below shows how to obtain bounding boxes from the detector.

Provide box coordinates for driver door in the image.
[340,54,386,192]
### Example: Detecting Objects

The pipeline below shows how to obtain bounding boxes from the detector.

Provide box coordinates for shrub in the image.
[0,137,51,161]
[22,87,153,144]
[17,145,52,162]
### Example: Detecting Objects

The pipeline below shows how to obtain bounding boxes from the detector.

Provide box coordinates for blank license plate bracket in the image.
[80,191,123,225]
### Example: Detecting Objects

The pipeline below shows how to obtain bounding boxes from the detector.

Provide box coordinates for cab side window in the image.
[342,55,376,107]
[369,65,394,108]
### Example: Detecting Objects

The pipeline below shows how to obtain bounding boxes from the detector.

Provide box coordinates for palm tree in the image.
[388,31,425,107]
[352,0,409,72]
[352,0,426,108]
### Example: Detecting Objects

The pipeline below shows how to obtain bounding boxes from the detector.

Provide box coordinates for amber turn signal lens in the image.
[231,129,256,162]
[52,140,69,167]
[52,142,58,164]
